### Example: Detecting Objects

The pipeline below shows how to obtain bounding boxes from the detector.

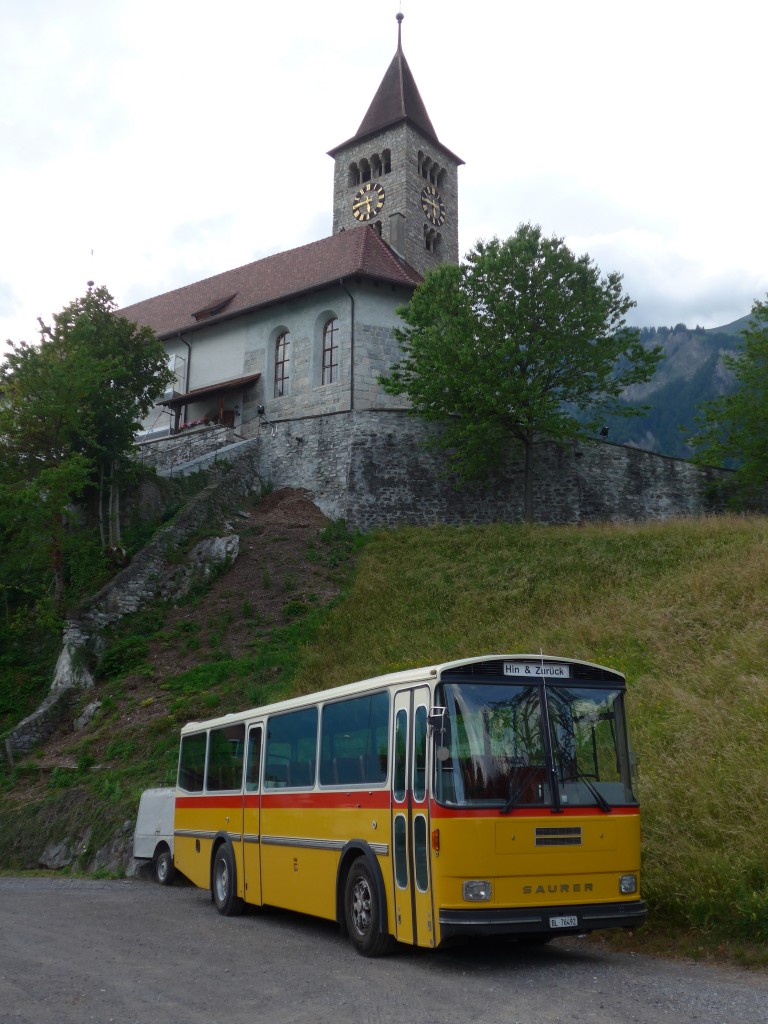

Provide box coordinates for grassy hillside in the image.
[2,512,767,959]
[293,515,768,953]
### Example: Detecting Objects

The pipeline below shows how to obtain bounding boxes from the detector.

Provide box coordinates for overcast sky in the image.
[2,0,765,353]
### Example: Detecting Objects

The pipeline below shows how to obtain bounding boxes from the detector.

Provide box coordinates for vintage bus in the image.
[172,654,646,955]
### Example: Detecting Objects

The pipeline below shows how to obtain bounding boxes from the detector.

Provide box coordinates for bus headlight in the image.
[619,874,638,895]
[463,880,492,902]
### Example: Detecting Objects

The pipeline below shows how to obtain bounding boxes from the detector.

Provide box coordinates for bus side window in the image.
[319,692,389,787]
[414,705,427,801]
[206,723,245,792]
[265,708,318,789]
[245,727,262,792]
[179,732,207,792]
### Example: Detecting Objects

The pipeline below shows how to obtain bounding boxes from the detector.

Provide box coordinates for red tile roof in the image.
[119,226,422,339]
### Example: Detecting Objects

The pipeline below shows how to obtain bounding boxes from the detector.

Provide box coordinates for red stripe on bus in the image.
[429,804,641,819]
[175,791,393,811]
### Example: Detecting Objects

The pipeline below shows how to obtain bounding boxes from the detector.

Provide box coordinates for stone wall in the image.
[253,409,729,529]
[4,406,729,760]
[136,424,239,474]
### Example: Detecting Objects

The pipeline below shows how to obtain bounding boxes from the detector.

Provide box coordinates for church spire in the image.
[329,12,463,275]
[331,11,441,153]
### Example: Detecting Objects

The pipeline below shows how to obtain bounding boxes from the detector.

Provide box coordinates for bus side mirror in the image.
[428,706,447,735]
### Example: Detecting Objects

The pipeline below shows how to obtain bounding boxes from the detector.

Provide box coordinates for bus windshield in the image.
[433,681,638,810]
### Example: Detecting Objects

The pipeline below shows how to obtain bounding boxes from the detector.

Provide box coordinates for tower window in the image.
[360,158,371,183]
[382,149,391,174]
[348,163,361,186]
[322,318,339,384]
[274,331,290,398]
[424,226,442,253]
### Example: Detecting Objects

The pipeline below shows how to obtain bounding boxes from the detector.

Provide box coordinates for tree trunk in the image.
[98,463,106,548]
[51,511,65,613]
[112,463,121,547]
[522,433,535,523]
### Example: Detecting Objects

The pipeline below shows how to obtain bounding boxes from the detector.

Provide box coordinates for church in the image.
[125,13,461,440]
[126,16,722,528]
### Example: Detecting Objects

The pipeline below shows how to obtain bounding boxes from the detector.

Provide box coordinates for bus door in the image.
[242,723,263,905]
[392,686,435,947]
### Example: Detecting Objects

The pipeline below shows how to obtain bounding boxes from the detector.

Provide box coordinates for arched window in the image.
[424,226,442,254]
[322,318,339,385]
[274,331,290,397]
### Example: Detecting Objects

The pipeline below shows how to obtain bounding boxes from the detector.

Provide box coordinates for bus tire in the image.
[154,847,175,886]
[212,843,245,917]
[343,857,393,957]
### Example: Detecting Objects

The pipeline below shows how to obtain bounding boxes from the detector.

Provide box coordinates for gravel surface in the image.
[1,877,766,1024]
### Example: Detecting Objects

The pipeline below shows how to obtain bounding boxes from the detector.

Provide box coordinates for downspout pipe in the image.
[177,332,192,432]
[338,279,355,412]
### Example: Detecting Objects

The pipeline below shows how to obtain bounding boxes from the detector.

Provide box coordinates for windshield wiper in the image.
[499,776,530,815]
[499,765,547,815]
[571,771,612,813]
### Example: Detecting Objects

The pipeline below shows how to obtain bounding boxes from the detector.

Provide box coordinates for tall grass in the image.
[292,515,768,942]
[3,514,767,945]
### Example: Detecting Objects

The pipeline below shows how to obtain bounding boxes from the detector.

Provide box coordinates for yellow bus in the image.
[173,653,646,955]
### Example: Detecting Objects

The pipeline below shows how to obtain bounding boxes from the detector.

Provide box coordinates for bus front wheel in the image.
[344,857,393,957]
[212,844,245,917]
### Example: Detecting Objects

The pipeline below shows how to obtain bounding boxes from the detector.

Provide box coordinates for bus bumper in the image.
[438,899,647,942]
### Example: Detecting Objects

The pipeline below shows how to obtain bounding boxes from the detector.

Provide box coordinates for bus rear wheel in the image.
[212,844,245,917]
[344,857,393,957]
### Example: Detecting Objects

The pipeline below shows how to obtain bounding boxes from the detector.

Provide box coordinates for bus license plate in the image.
[549,915,578,929]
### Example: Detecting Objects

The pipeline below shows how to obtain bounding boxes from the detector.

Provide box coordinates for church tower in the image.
[328,13,464,278]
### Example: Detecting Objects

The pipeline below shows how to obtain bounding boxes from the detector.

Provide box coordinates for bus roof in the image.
[179,653,626,735]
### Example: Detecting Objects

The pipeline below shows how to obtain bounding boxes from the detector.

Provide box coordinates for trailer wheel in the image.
[154,848,175,886]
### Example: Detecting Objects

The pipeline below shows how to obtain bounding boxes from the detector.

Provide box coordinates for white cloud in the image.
[2,0,767,351]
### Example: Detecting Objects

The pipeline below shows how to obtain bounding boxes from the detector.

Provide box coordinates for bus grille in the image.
[535,826,582,846]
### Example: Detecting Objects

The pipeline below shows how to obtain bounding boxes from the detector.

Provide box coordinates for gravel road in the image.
[1,876,766,1024]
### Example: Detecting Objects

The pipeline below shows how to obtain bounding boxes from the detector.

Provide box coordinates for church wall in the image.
[173,319,247,394]
[251,409,728,529]
[231,281,413,432]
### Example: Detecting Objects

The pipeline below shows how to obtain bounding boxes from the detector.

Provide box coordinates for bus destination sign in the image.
[504,662,571,678]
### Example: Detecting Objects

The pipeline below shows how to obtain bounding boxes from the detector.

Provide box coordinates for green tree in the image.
[379,225,662,520]
[690,295,768,505]
[0,284,173,612]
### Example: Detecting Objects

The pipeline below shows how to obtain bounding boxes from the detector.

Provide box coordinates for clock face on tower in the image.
[352,181,385,221]
[421,185,446,226]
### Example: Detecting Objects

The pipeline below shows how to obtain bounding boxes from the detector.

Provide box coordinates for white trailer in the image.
[133,787,176,884]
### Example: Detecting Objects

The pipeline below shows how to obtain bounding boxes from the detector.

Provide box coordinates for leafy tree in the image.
[379,224,662,520]
[0,284,173,612]
[690,296,768,505]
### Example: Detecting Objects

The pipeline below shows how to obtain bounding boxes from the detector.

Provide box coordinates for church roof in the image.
[119,226,422,339]
[328,15,464,164]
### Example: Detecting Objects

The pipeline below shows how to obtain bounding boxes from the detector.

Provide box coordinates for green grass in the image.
[2,514,768,955]
[290,515,768,947]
